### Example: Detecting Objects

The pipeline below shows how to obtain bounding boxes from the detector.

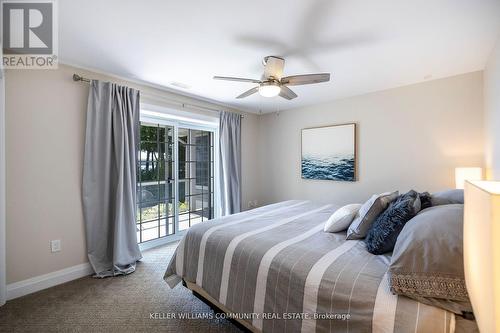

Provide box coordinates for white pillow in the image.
[324,204,363,233]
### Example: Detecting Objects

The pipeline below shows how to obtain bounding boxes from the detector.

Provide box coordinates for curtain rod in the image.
[72,74,244,118]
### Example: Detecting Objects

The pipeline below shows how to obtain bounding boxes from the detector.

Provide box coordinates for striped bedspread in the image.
[164,200,456,333]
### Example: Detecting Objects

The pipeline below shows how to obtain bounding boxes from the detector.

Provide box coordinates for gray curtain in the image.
[82,80,142,278]
[219,111,242,216]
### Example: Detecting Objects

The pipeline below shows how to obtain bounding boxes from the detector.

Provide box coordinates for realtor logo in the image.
[1,0,58,69]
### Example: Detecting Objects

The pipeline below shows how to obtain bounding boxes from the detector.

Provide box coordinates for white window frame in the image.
[138,103,220,251]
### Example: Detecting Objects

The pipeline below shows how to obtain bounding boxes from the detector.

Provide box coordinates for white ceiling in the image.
[59,0,500,113]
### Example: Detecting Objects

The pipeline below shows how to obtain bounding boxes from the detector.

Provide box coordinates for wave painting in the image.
[301,124,356,181]
[301,154,355,181]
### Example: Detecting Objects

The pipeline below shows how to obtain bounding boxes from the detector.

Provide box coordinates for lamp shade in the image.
[455,167,482,189]
[464,181,500,333]
[258,83,281,97]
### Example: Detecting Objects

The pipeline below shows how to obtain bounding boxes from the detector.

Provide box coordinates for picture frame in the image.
[301,123,357,181]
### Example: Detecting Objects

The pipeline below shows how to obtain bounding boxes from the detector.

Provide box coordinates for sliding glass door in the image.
[136,118,217,244]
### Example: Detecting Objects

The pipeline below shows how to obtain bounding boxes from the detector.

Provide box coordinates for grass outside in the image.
[137,202,189,222]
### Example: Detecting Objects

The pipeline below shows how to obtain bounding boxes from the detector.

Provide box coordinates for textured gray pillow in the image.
[389,204,471,314]
[430,189,464,206]
[346,191,399,240]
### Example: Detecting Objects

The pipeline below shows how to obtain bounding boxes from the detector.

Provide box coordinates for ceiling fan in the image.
[213,56,330,100]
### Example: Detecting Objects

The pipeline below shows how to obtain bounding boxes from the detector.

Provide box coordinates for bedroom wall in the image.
[256,71,485,206]
[484,33,500,179]
[4,64,259,284]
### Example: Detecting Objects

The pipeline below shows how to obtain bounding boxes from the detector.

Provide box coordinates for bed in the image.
[164,200,460,332]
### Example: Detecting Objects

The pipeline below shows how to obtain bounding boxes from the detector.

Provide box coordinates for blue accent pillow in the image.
[364,190,421,254]
[419,191,432,210]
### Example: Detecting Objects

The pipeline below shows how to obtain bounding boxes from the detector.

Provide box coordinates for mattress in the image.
[164,200,457,333]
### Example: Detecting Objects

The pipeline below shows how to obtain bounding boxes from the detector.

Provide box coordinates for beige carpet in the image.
[0,242,241,333]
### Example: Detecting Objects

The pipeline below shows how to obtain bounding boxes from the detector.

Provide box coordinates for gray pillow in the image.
[389,204,471,314]
[430,189,464,206]
[346,191,399,240]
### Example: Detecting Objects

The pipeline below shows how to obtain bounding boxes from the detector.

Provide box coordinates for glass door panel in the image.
[178,127,214,231]
[137,123,175,243]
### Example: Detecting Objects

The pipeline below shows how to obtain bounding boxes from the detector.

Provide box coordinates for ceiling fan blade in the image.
[279,86,298,100]
[213,76,261,84]
[281,73,330,86]
[236,86,259,99]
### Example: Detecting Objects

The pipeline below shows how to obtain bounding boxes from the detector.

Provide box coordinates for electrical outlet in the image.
[50,240,61,253]
[248,200,259,209]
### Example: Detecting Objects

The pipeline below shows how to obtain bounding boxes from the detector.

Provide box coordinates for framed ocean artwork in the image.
[301,123,356,181]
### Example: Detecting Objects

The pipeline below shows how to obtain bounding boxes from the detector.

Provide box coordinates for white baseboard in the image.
[6,262,93,301]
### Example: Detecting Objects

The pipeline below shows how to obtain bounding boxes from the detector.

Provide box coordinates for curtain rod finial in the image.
[73,74,90,83]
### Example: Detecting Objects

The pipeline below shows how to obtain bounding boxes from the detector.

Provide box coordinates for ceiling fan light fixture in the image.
[214,55,330,100]
[258,82,281,97]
